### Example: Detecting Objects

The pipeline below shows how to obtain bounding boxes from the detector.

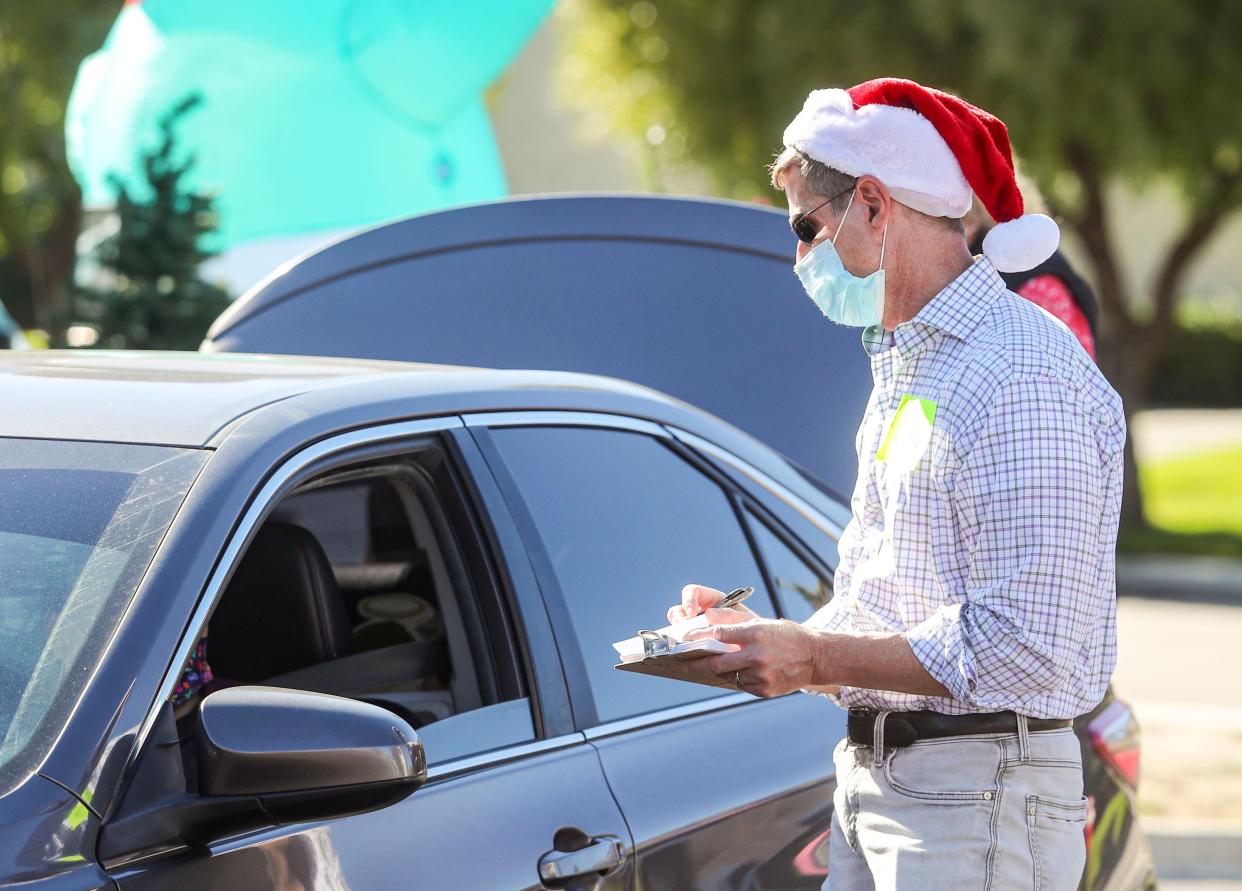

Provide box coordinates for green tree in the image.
[0,2,115,332]
[68,95,231,350]
[561,0,1242,528]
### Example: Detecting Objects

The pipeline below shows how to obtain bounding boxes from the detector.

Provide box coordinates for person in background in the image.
[170,629,213,720]
[963,196,1100,359]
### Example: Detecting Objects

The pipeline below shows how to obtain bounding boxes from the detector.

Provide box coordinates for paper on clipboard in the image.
[612,614,741,689]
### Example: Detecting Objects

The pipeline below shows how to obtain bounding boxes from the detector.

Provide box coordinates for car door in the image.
[103,422,633,891]
[471,412,844,890]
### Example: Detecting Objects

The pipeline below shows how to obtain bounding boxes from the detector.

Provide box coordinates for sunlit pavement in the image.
[1116,597,1242,882]
[1131,408,1242,464]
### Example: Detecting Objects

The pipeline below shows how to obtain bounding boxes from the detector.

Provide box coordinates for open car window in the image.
[176,446,533,774]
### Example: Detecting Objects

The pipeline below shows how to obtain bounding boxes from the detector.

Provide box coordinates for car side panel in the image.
[591,694,841,890]
[112,744,632,890]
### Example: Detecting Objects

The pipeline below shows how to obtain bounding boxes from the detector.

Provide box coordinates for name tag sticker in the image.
[876,394,938,474]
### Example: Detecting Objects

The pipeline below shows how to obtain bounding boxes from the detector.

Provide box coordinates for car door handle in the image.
[538,835,624,883]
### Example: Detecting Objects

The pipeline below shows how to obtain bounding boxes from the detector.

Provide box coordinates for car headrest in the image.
[208,522,354,683]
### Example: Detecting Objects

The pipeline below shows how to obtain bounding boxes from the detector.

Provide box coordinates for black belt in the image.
[847,708,1073,750]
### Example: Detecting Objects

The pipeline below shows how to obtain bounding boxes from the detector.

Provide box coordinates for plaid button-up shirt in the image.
[807,258,1125,719]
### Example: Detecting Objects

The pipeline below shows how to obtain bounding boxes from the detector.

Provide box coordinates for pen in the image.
[712,586,754,611]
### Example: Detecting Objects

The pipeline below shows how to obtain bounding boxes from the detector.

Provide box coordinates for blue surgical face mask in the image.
[793,189,888,328]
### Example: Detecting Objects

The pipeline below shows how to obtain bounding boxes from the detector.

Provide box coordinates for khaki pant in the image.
[825,718,1088,890]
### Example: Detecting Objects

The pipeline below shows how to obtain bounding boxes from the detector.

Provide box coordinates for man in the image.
[671,79,1125,890]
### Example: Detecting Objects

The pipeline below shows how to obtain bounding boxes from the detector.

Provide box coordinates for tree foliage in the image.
[562,0,1242,526]
[0,2,115,330]
[563,1,1242,205]
[68,95,231,351]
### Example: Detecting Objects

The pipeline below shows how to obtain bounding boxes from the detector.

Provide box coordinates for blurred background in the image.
[0,0,1239,883]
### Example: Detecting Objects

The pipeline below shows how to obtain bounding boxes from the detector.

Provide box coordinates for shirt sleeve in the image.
[904,374,1117,707]
[803,594,853,633]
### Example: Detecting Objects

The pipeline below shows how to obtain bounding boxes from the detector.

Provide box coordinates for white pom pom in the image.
[982,214,1060,273]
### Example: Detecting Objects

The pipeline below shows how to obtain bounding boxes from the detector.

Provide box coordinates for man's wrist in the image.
[811,630,888,688]
[808,628,845,687]
[806,630,950,698]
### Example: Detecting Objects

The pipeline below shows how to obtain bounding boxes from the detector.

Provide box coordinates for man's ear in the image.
[854,177,892,232]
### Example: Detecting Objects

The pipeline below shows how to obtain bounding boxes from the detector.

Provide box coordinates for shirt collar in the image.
[899,256,1007,346]
[861,324,896,357]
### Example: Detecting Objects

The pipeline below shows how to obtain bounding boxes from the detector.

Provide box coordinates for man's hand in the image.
[667,583,759,624]
[666,584,948,699]
[681,614,822,698]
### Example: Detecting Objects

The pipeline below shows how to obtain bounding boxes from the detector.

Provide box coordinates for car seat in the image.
[209,521,451,722]
[208,522,355,682]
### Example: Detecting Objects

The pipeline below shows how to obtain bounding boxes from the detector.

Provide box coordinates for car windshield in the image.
[0,438,206,790]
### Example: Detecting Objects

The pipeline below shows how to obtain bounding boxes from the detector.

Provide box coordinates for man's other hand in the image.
[667,583,759,624]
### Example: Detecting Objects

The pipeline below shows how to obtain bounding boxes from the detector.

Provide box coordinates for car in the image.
[1,348,852,888]
[203,194,1157,890]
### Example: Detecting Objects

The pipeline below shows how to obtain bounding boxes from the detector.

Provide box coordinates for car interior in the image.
[166,451,530,790]
[211,467,477,728]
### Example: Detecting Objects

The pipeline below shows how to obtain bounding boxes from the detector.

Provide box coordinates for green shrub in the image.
[1147,313,1242,408]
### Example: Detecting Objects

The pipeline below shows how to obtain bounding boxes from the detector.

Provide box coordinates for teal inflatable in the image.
[66,0,553,248]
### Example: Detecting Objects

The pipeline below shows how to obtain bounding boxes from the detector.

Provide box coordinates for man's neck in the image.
[881,238,974,330]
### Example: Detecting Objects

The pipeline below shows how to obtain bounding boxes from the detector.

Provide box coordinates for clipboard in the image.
[612,620,741,690]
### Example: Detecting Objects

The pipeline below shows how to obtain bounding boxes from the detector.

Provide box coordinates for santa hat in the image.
[782,77,1058,273]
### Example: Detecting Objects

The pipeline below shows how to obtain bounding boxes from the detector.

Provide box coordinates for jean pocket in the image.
[882,739,1000,803]
[1026,794,1088,891]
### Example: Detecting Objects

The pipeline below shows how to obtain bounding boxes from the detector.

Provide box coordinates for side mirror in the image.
[100,686,426,864]
[198,686,427,821]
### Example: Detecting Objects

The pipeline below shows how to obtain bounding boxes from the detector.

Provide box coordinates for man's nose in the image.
[795,240,813,262]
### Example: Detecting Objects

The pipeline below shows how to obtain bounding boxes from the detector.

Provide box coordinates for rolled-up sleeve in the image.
[905,374,1117,708]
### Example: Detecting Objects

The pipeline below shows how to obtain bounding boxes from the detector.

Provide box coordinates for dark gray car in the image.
[0,349,846,889]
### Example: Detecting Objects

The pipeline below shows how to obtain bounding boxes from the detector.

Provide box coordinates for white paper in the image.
[612,614,740,661]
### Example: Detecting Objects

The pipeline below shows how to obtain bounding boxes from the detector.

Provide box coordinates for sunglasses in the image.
[789,184,855,245]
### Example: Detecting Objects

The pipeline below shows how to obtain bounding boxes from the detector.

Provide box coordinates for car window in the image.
[270,483,371,564]
[0,438,206,792]
[189,453,533,770]
[489,426,776,724]
[745,510,832,623]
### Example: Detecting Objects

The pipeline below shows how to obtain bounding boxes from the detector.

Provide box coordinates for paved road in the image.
[1116,596,1242,881]
[1116,596,1242,825]
[1116,597,1242,716]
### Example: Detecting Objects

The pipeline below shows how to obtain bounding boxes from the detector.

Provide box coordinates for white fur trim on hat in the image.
[982,214,1060,273]
[783,88,972,218]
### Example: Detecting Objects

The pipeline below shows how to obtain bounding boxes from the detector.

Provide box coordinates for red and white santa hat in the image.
[782,77,1059,273]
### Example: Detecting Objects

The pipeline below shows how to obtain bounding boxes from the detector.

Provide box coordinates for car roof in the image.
[0,350,695,448]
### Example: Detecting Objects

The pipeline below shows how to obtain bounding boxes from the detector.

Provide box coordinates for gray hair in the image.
[769,145,856,214]
[769,144,966,234]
